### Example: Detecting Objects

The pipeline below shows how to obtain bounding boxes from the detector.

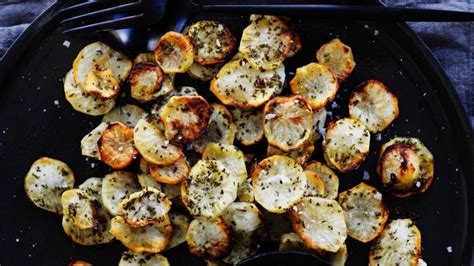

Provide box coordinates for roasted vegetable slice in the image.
[73,41,132,87]
[323,118,370,172]
[231,107,264,146]
[83,68,120,99]
[369,219,421,266]
[193,104,236,153]
[304,161,339,199]
[129,62,170,102]
[160,96,212,143]
[289,197,347,253]
[349,80,399,133]
[338,182,389,243]
[239,15,293,70]
[149,157,190,185]
[133,119,183,165]
[187,20,236,65]
[80,122,108,159]
[186,217,231,259]
[167,212,191,249]
[110,215,173,253]
[377,137,434,198]
[263,96,313,152]
[68,260,92,266]
[62,206,114,245]
[101,171,141,216]
[102,104,147,127]
[303,170,326,198]
[78,177,104,202]
[61,189,96,229]
[210,59,285,108]
[154,31,194,73]
[202,142,248,185]
[119,187,171,227]
[181,160,238,218]
[24,157,75,214]
[252,155,306,213]
[312,108,327,142]
[290,63,339,110]
[119,250,170,266]
[267,143,314,165]
[64,69,116,116]
[279,232,309,251]
[187,62,222,81]
[316,38,356,82]
[99,122,137,169]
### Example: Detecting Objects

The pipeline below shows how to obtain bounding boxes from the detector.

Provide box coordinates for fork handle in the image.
[200,4,474,22]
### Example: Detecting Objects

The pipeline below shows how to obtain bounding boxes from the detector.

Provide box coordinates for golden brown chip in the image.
[316,38,356,82]
[61,189,96,229]
[149,157,190,184]
[304,161,339,199]
[231,107,264,146]
[83,69,120,100]
[159,96,212,143]
[99,122,137,169]
[186,217,231,260]
[187,20,236,65]
[129,61,166,102]
[154,31,194,73]
[68,260,92,266]
[303,170,326,198]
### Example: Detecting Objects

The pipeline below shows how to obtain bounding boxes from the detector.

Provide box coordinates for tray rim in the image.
[0,0,472,264]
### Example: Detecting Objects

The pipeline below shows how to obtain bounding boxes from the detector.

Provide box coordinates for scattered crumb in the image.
[375,133,382,141]
[373,30,379,36]
[43,109,47,112]
[362,171,370,180]
[364,24,369,29]
[446,246,453,253]
[331,101,338,109]
[62,40,71,48]
[415,181,421,188]
[423,92,427,97]
[90,163,95,168]
[15,238,19,243]
[37,86,41,90]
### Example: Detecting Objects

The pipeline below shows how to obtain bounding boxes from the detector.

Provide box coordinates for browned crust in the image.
[288,208,324,254]
[154,32,194,72]
[149,157,189,184]
[128,62,164,93]
[121,188,170,228]
[68,260,92,266]
[316,38,356,82]
[262,95,313,151]
[161,96,212,143]
[187,218,232,260]
[84,70,121,100]
[99,122,137,169]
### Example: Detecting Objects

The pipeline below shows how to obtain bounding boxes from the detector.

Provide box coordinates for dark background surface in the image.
[0,1,472,266]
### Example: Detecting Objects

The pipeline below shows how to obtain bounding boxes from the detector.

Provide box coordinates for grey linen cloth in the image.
[0,0,472,127]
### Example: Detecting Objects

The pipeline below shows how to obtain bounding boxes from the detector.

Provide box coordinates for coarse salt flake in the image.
[375,133,382,141]
[362,171,370,180]
[62,40,71,48]
[374,192,382,201]
[265,113,276,120]
[446,246,453,253]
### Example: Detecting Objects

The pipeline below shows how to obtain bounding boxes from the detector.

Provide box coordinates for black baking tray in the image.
[0,1,472,265]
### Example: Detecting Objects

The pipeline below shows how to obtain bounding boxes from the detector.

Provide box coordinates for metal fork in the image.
[58,0,474,34]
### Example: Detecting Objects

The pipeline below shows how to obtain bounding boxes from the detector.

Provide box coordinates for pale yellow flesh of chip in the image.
[304,161,339,199]
[61,189,96,229]
[101,171,141,216]
[185,217,231,259]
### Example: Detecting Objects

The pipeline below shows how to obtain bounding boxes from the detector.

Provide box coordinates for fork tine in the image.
[56,1,103,16]
[63,14,143,34]
[60,1,142,25]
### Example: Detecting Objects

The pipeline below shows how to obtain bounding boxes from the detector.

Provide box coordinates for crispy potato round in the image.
[369,219,421,266]
[73,41,132,87]
[323,118,370,172]
[78,177,104,202]
[119,187,171,227]
[312,108,327,142]
[81,122,108,160]
[303,170,326,198]
[289,197,347,253]
[316,38,356,82]
[377,137,434,198]
[64,69,116,116]
[349,80,399,133]
[231,107,264,146]
[187,20,236,65]
[193,104,236,153]
[263,96,313,152]
[102,104,147,128]
[252,155,307,213]
[304,161,339,200]
[99,122,137,169]
[119,250,170,266]
[129,62,168,102]
[210,59,285,108]
[186,217,231,260]
[290,63,339,110]
[239,15,293,70]
[24,157,75,214]
[61,189,96,229]
[167,212,191,250]
[221,202,265,244]
[154,31,194,73]
[83,68,120,99]
[134,119,183,165]
[338,183,389,243]
[110,215,173,253]
[267,143,314,166]
[181,160,238,218]
[160,96,212,143]
[202,142,248,185]
[187,62,222,81]
[149,157,190,185]
[101,171,141,216]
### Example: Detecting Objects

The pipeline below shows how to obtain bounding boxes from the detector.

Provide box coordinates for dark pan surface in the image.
[0,2,472,266]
